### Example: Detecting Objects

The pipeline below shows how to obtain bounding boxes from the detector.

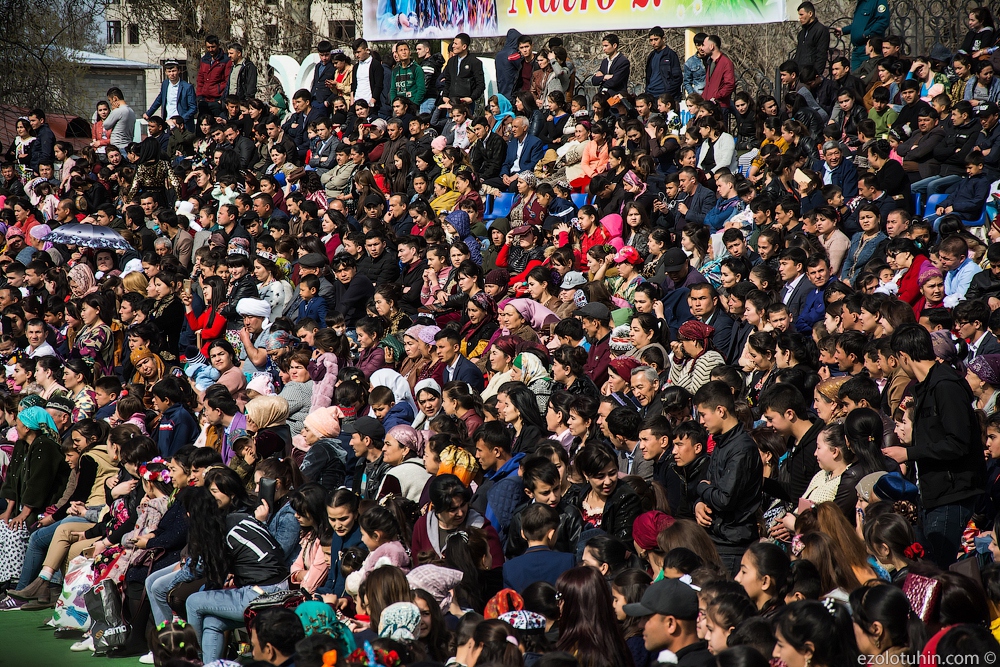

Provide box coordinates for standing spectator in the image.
[591,33,630,95]
[391,41,426,105]
[495,29,524,99]
[195,35,232,116]
[702,35,736,110]
[103,87,136,153]
[837,0,890,69]
[883,325,986,567]
[645,27,682,99]
[795,2,831,76]
[145,61,196,132]
[225,43,258,101]
[352,39,385,114]
[440,33,486,112]
[683,32,707,96]
[311,41,337,109]
[416,40,445,114]
[26,110,54,176]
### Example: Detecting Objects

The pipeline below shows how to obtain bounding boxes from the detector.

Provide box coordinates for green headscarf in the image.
[296,601,357,652]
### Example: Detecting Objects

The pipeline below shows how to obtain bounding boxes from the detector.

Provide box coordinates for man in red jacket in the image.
[196,35,232,118]
[701,34,736,110]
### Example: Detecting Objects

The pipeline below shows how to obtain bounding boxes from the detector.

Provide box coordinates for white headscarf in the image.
[370,368,417,414]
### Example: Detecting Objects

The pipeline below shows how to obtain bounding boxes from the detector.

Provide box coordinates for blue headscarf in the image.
[445,210,482,265]
[492,94,515,134]
[19,406,58,441]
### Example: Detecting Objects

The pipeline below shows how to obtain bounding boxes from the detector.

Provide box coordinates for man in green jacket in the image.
[390,42,426,105]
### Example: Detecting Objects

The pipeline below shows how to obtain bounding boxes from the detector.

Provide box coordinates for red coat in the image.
[196,53,233,102]
[185,307,226,356]
[703,54,736,107]
[898,254,929,305]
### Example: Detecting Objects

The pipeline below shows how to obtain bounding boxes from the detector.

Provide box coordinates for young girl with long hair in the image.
[556,567,634,667]
[289,482,333,594]
[611,569,652,667]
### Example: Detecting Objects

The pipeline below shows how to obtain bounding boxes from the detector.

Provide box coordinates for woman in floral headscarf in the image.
[0,406,63,582]
[68,263,99,298]
[967,355,1000,416]
[508,171,545,228]
[668,320,725,393]
[511,351,553,414]
[460,292,499,362]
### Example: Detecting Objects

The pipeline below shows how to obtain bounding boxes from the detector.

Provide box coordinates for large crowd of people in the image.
[3,6,1000,667]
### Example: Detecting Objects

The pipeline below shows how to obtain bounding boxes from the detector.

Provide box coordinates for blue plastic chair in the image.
[962,209,988,228]
[923,193,948,218]
[570,193,589,208]
[913,192,923,217]
[484,192,516,222]
[482,194,495,220]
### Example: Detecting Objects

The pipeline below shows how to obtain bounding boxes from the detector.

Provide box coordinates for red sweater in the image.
[898,254,929,305]
[185,307,226,356]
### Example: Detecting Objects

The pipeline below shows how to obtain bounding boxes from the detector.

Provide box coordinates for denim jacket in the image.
[683,55,706,96]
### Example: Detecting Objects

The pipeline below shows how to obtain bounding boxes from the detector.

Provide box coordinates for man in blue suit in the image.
[145,61,197,131]
[485,116,544,192]
[435,329,484,391]
[502,504,576,593]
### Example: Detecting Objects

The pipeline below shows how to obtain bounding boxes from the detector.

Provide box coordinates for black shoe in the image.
[106,645,146,659]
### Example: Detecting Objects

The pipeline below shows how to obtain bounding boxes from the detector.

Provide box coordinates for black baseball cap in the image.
[342,416,385,441]
[623,578,699,620]
[573,302,611,321]
[663,247,690,272]
[980,102,1000,118]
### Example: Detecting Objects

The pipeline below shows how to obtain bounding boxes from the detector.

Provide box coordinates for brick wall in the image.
[68,69,148,119]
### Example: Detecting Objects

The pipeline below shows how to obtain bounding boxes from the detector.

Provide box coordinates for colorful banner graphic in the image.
[364,0,787,41]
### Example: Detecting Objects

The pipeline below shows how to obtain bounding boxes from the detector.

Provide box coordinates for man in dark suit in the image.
[591,33,631,95]
[688,283,734,362]
[282,89,324,163]
[436,329,485,391]
[955,299,1000,359]
[486,116,543,191]
[778,247,812,320]
[331,254,376,327]
[502,504,576,592]
[311,41,337,109]
[470,117,507,181]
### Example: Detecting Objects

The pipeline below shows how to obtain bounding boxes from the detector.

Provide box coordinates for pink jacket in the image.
[309,352,340,411]
[291,535,331,593]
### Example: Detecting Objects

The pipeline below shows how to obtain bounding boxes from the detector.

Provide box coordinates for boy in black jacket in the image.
[505,457,583,558]
[669,421,710,520]
[693,381,763,575]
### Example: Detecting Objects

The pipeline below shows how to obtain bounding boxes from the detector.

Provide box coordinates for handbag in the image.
[84,580,129,654]
[901,572,941,623]
[242,586,303,630]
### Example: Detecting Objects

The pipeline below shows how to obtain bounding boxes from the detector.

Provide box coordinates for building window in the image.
[127,23,140,44]
[107,20,122,45]
[159,20,182,44]
[327,20,355,42]
[263,24,279,41]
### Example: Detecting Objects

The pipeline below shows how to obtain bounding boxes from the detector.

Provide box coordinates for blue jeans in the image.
[187,581,288,663]
[146,562,199,626]
[18,516,89,588]
[920,500,976,568]
[420,98,437,115]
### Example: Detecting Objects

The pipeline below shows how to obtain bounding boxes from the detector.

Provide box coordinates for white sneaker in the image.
[139,652,155,664]
[70,636,94,652]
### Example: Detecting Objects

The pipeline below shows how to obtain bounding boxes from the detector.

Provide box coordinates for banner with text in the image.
[364,0,787,41]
